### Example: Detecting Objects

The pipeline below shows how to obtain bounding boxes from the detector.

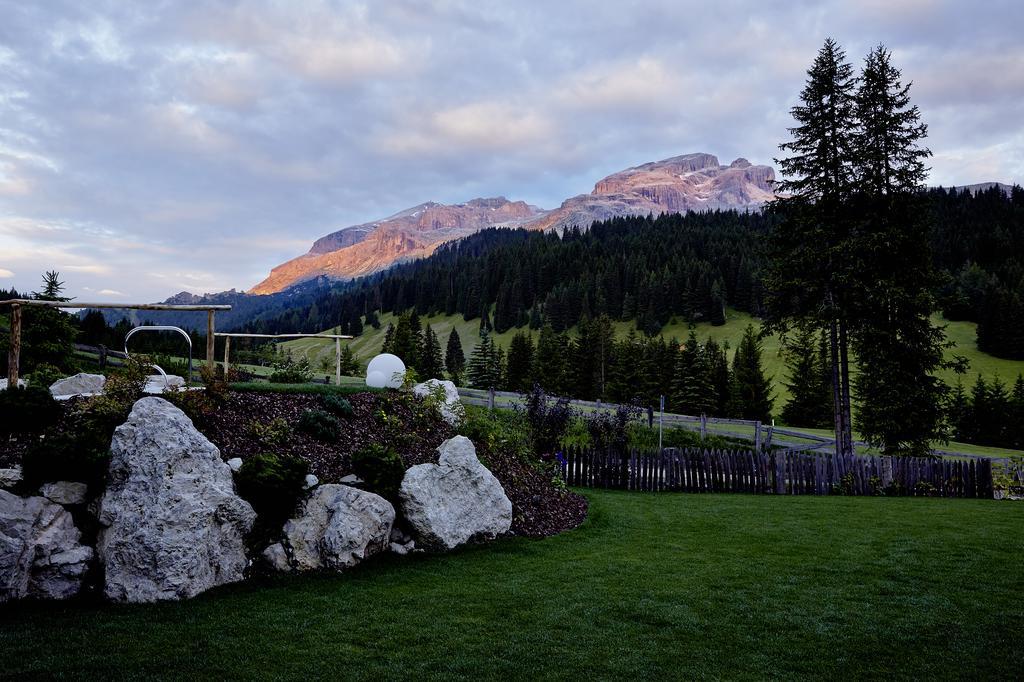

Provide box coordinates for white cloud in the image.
[0,268,14,278]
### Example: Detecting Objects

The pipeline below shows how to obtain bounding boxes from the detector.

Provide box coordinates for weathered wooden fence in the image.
[559,447,995,498]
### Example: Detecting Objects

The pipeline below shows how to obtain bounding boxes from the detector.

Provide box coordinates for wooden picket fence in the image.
[558,446,995,498]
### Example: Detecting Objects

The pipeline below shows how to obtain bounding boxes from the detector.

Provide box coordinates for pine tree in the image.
[781,326,832,427]
[466,332,502,389]
[19,271,79,373]
[532,324,568,395]
[381,324,396,355]
[672,331,715,415]
[444,329,466,384]
[505,331,535,392]
[946,379,969,442]
[851,44,959,455]
[417,323,444,380]
[729,325,774,422]
[337,344,360,376]
[766,38,858,456]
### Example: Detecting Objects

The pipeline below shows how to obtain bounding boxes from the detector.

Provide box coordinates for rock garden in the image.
[0,363,587,604]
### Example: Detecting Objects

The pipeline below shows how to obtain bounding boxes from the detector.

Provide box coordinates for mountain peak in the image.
[250,152,777,294]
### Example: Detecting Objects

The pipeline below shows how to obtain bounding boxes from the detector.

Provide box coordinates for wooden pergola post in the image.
[223,335,231,378]
[335,337,341,386]
[206,310,215,370]
[7,304,21,386]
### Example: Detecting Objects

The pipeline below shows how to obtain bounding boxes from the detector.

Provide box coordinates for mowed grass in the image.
[283,310,1024,407]
[2,491,1021,680]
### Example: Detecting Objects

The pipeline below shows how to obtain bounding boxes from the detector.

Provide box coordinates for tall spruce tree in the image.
[766,38,858,456]
[781,326,832,427]
[466,332,499,389]
[505,331,535,392]
[729,325,774,422]
[850,44,961,455]
[417,323,444,380]
[532,324,568,395]
[444,329,466,385]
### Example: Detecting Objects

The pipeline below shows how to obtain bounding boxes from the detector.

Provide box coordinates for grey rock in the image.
[262,543,291,572]
[304,474,319,489]
[389,526,412,544]
[49,373,106,397]
[0,490,94,602]
[0,466,23,490]
[227,457,243,473]
[0,379,27,390]
[39,481,88,505]
[399,436,512,551]
[412,379,465,426]
[143,374,185,394]
[389,540,415,556]
[339,474,364,484]
[274,484,394,572]
[97,397,256,603]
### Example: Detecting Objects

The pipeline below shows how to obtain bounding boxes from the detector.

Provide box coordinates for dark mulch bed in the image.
[197,391,454,482]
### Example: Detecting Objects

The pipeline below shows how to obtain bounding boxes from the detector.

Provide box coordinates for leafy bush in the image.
[247,417,292,447]
[585,403,642,452]
[518,384,575,457]
[321,394,354,418]
[228,382,379,396]
[351,444,406,502]
[26,363,64,391]
[235,452,309,530]
[268,351,313,384]
[21,427,111,490]
[297,408,340,442]
[0,385,62,436]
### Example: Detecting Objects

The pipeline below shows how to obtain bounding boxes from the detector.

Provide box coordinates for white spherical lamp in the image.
[366,353,406,389]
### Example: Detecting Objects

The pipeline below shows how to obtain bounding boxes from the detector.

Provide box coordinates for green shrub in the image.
[297,409,340,442]
[351,444,406,502]
[321,394,354,418]
[0,385,62,436]
[267,351,313,384]
[458,406,530,462]
[247,417,292,447]
[26,363,64,391]
[235,452,309,530]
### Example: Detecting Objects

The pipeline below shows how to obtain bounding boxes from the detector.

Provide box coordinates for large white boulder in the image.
[49,373,106,397]
[265,484,394,572]
[97,397,256,603]
[0,490,94,603]
[412,379,465,426]
[142,374,185,394]
[399,436,512,550]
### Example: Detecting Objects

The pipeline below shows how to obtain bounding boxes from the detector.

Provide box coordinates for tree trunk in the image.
[829,319,844,458]
[838,319,854,457]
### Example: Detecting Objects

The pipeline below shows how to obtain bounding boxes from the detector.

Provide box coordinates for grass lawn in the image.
[2,491,1021,679]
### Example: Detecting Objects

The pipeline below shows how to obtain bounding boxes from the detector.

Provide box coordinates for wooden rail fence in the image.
[559,447,995,498]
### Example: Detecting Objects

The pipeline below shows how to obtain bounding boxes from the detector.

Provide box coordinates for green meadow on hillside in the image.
[281,309,1024,404]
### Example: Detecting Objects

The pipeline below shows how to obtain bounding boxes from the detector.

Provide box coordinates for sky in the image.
[1,0,1022,302]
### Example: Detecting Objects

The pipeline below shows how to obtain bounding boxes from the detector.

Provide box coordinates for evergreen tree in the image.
[444,329,466,384]
[337,343,361,376]
[766,38,858,456]
[672,331,715,415]
[945,379,970,442]
[389,311,420,366]
[706,338,733,416]
[781,326,832,427]
[417,324,444,380]
[851,44,959,455]
[15,271,79,374]
[532,324,568,395]
[505,331,535,392]
[729,325,774,421]
[381,324,396,355]
[466,332,501,389]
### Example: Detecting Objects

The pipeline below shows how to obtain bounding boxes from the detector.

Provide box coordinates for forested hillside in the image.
[250,185,1024,358]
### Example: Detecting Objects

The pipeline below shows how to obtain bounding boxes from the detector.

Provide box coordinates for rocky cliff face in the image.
[528,153,774,233]
[250,153,776,294]
[251,198,544,294]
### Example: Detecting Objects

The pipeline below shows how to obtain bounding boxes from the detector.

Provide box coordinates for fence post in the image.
[206,310,215,370]
[487,387,495,410]
[6,303,21,386]
[98,343,107,370]
[223,335,231,378]
[880,455,894,488]
[755,421,762,452]
[700,413,707,440]
[335,337,341,386]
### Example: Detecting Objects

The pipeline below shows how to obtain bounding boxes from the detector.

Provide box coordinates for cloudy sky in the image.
[1,0,1021,302]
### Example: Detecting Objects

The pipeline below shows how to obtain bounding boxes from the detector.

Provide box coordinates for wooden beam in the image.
[0,299,231,311]
[212,332,353,339]
[7,304,21,386]
[206,310,215,370]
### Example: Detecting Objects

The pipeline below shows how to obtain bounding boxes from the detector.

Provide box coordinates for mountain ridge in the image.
[249,152,776,294]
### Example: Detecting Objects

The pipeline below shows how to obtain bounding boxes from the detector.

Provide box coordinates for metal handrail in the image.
[124,325,193,387]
